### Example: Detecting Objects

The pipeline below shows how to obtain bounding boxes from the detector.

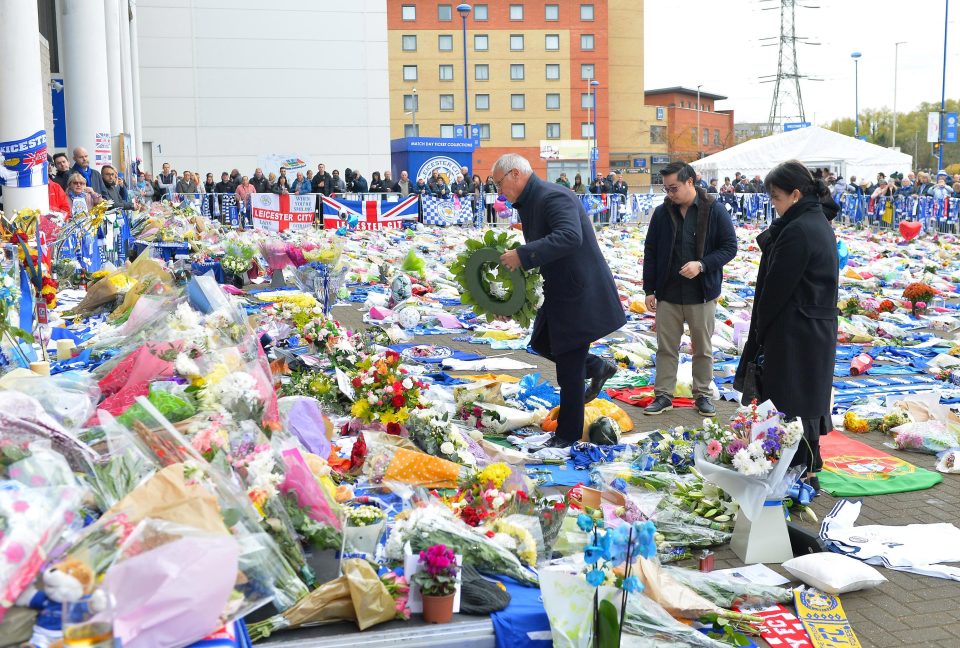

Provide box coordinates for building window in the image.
[511,94,525,110]
[703,129,709,146]
[714,129,721,146]
[477,123,491,140]
[438,34,453,51]
[474,34,488,51]
[581,64,595,80]
[581,34,594,50]
[510,34,524,50]
[691,128,697,145]
[656,106,665,120]
[510,64,525,81]
[440,124,455,138]
[439,64,454,81]
[545,4,559,20]
[545,64,560,80]
[404,124,419,137]
[475,94,490,110]
[509,4,523,20]
[402,65,418,81]
[650,125,666,144]
[440,94,454,111]
[403,94,419,112]
[581,4,595,20]
[581,93,594,109]
[511,123,526,139]
[475,64,489,80]
[546,123,561,139]
[546,93,560,110]
[401,5,416,21]
[581,122,594,138]
[545,34,560,51]
[401,35,417,51]
[474,4,488,20]
[438,4,452,21]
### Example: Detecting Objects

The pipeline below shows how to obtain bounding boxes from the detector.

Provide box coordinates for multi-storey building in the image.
[644,87,735,171]
[387,1,666,189]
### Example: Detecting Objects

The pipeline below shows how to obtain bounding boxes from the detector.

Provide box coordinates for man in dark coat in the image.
[69,146,107,195]
[734,165,839,480]
[643,161,737,417]
[495,153,625,447]
[311,163,333,195]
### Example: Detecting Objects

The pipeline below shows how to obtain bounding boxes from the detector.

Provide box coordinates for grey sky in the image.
[644,0,960,125]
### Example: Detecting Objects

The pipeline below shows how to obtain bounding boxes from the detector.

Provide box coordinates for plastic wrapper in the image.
[385,502,537,585]
[631,557,723,619]
[662,565,794,609]
[363,433,466,489]
[246,559,396,640]
[0,392,96,471]
[0,442,86,622]
[886,421,959,454]
[101,519,241,648]
[622,591,727,648]
[539,570,624,648]
[84,410,157,510]
[936,449,960,474]
[277,447,342,550]
[693,441,798,521]
[1,372,101,430]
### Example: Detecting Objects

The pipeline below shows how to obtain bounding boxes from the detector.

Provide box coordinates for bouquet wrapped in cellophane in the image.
[385,500,538,585]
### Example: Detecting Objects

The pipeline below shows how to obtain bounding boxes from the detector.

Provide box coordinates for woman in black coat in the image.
[734,160,839,487]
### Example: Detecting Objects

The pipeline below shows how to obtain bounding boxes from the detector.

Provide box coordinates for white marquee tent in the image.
[691,126,913,185]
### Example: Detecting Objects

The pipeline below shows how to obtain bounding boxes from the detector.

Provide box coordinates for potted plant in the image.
[411,544,459,624]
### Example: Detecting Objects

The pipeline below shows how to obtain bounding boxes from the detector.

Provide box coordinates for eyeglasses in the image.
[661,184,683,194]
[492,169,515,191]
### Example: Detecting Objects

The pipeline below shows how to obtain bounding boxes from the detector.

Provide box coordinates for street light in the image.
[893,42,906,148]
[457,4,471,135]
[589,80,600,182]
[696,84,702,159]
[851,52,862,138]
[938,0,949,170]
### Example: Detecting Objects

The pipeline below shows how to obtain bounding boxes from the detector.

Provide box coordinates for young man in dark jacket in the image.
[642,161,737,416]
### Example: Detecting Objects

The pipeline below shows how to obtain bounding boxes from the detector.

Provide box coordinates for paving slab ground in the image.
[332,303,960,648]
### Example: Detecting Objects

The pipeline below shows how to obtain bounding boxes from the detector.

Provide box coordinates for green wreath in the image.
[450,230,542,328]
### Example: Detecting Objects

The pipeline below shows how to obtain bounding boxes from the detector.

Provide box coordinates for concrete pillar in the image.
[103,0,123,136]
[118,0,136,184]
[129,0,144,166]
[61,0,112,169]
[0,1,50,213]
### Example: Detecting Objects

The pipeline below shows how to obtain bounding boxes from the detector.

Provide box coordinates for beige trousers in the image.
[654,299,717,399]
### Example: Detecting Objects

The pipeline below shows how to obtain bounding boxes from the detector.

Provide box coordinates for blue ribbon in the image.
[18,266,33,333]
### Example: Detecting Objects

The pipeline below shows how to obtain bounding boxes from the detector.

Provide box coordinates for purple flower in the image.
[726,438,746,455]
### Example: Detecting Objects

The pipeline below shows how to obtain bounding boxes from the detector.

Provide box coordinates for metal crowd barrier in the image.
[146,189,677,230]
[837,193,960,234]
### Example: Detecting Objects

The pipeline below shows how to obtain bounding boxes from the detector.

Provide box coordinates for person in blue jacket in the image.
[495,153,625,448]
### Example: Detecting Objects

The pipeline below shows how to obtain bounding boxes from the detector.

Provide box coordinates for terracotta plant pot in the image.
[421,593,455,624]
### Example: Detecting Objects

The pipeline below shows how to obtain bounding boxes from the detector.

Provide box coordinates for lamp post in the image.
[589,80,600,181]
[938,0,948,170]
[851,52,862,138]
[892,42,906,148]
[457,4,471,135]
[696,84,702,159]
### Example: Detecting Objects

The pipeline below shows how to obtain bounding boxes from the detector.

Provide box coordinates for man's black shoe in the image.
[584,360,618,403]
[644,395,673,415]
[544,436,576,449]
[696,396,717,417]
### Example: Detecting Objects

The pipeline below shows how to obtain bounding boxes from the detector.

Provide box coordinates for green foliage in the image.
[597,599,620,648]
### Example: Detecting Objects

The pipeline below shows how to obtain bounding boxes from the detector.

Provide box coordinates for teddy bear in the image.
[16,558,102,648]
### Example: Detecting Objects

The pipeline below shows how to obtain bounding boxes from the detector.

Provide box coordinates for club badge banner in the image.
[250,193,317,232]
[0,130,48,188]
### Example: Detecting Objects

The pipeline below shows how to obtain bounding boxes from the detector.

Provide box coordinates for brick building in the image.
[644,87,735,172]
[387,1,665,188]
